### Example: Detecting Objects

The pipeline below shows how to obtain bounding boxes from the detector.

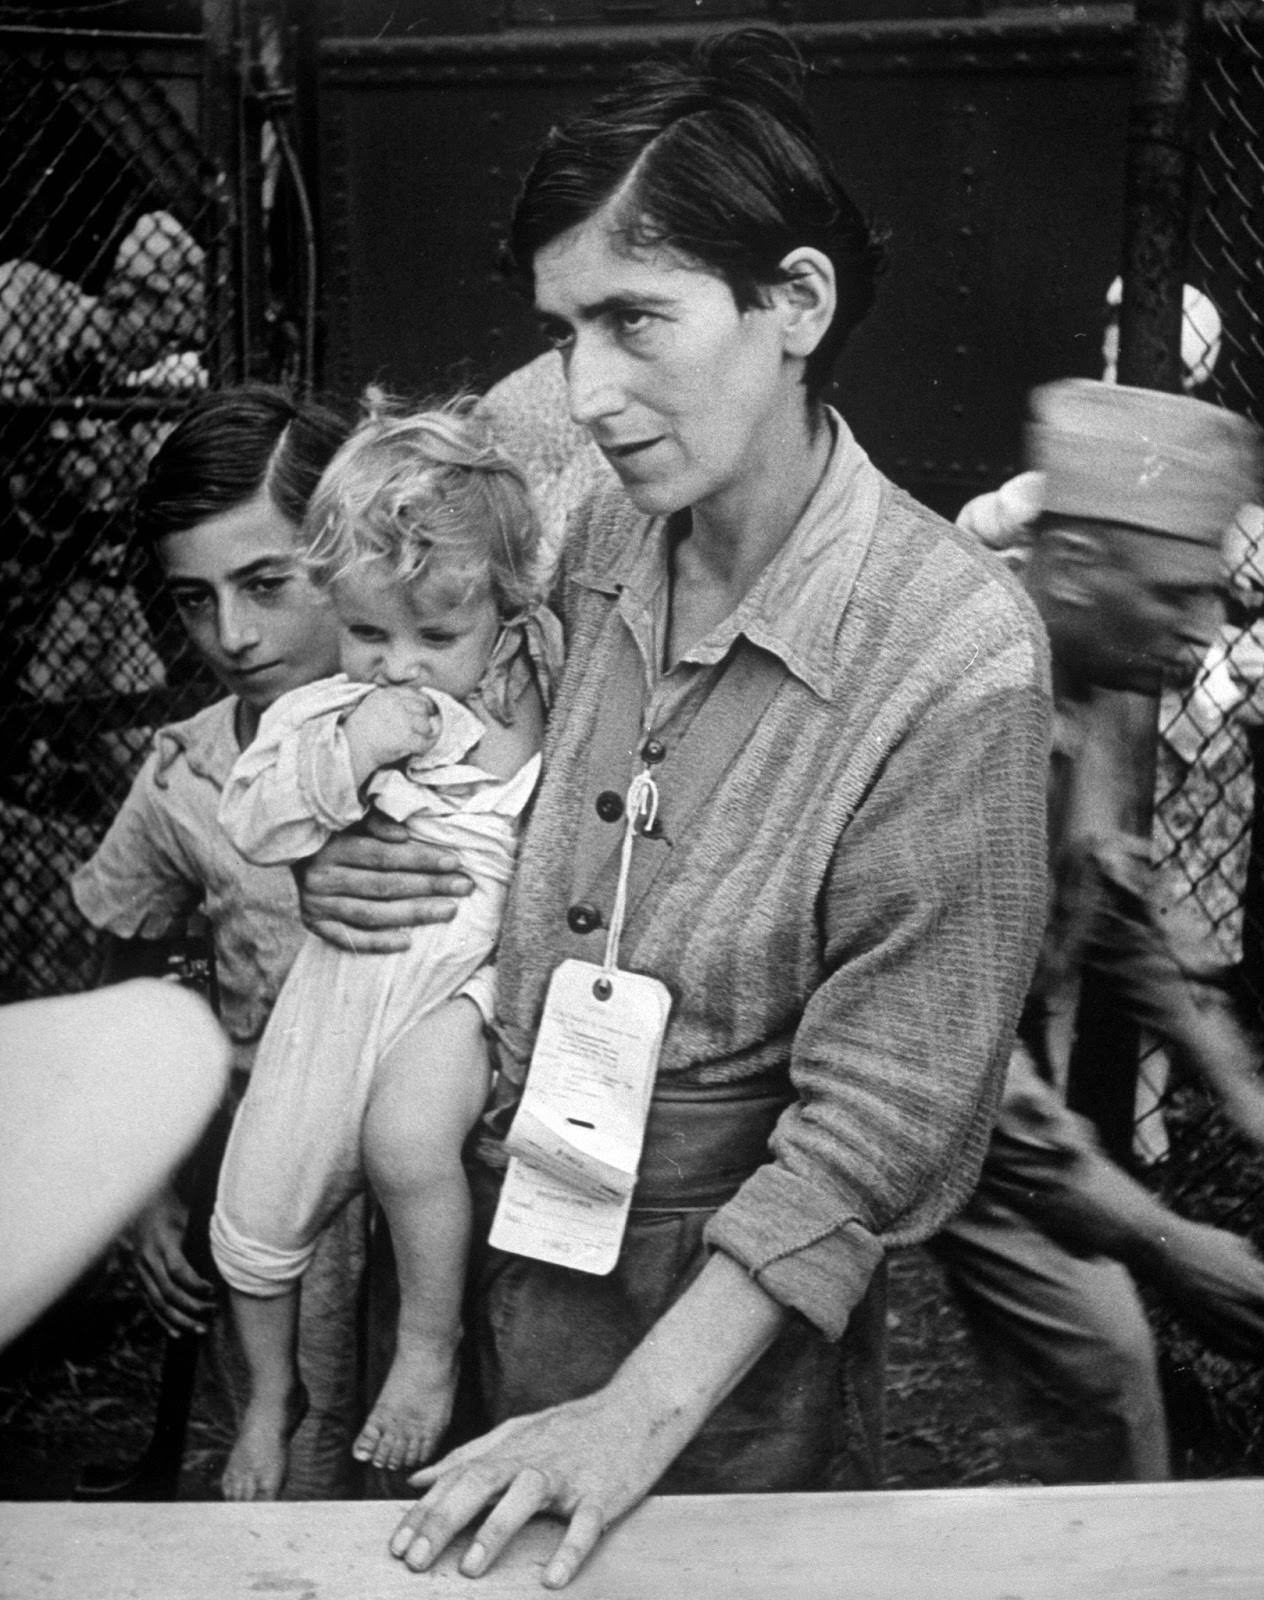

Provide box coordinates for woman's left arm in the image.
[390,1251,785,1587]
[392,589,1053,1586]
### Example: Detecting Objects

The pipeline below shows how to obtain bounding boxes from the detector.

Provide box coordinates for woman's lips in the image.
[602,437,664,469]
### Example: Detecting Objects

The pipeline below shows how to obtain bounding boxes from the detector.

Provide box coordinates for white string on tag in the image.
[596,766,659,998]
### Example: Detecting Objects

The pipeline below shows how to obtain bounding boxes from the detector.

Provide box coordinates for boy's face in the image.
[333,562,500,704]
[1043,516,1225,694]
[159,490,340,715]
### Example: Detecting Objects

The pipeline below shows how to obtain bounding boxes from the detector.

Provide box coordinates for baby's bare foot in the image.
[221,1385,308,1501]
[353,1333,458,1473]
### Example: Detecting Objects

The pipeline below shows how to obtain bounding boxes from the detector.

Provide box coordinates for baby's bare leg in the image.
[221,1288,308,1500]
[357,997,489,1473]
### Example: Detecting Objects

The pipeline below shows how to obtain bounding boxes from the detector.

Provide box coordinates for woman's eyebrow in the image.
[586,291,676,317]
[540,290,677,323]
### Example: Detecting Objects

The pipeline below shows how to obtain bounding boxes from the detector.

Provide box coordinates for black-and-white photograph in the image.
[2,2,1263,1594]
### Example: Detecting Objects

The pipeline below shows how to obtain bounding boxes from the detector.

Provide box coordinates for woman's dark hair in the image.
[134,384,353,546]
[504,27,887,404]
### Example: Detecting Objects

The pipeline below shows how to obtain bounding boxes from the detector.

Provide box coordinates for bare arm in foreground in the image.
[96,936,218,1336]
[390,1251,788,1588]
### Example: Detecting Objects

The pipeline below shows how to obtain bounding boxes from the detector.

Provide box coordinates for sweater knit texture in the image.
[485,412,1053,1340]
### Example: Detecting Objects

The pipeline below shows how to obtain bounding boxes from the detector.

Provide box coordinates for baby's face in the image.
[333,562,500,703]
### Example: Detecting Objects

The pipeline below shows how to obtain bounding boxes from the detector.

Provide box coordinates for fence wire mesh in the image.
[2,1,1264,1481]
[1144,0,1264,1474]
[0,20,227,1002]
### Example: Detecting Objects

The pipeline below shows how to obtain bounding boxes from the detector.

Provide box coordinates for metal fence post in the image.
[1065,0,1202,1164]
[201,0,243,384]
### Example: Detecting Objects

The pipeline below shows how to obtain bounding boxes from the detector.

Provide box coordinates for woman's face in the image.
[158,489,340,715]
[533,209,803,523]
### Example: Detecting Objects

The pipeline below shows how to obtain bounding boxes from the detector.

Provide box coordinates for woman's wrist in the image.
[604,1251,787,1449]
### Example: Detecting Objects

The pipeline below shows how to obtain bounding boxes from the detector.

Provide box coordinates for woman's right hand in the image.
[125,1187,217,1337]
[295,813,474,954]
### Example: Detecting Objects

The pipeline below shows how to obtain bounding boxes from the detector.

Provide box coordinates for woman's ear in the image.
[772,247,836,358]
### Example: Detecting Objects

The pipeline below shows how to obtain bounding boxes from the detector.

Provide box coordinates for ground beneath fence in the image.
[0,1246,1007,1502]
[2,1231,1260,1503]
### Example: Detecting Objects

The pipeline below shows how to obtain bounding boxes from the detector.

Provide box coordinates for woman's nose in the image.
[566,336,623,427]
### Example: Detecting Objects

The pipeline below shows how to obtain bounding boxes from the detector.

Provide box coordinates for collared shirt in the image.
[71,697,305,1073]
[489,411,1052,1340]
[584,413,882,733]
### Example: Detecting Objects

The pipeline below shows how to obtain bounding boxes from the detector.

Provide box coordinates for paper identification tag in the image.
[490,957,672,1275]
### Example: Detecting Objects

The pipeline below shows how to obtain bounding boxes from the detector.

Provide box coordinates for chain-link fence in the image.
[1139,0,1264,1473]
[2,1,1263,1480]
[0,12,255,1002]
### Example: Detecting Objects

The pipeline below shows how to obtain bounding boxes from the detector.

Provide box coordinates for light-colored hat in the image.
[1027,378,1261,547]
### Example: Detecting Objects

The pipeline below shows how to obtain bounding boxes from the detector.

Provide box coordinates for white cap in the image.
[1102,276,1223,391]
[1028,378,1261,547]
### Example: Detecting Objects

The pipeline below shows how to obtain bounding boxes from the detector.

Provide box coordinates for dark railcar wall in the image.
[313,11,1135,517]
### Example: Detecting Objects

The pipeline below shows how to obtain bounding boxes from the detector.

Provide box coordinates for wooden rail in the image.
[3,1479,1263,1598]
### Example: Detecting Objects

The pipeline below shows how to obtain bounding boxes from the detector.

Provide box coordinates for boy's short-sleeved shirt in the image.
[71,697,305,1072]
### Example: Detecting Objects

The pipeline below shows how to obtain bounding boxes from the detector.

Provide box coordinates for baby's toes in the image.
[222,1459,264,1501]
[363,1416,400,1472]
[380,1426,410,1473]
[352,1419,383,1465]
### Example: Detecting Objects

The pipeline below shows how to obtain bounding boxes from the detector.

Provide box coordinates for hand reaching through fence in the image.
[124,1186,217,1339]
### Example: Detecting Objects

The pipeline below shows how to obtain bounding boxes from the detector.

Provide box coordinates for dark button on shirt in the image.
[567,902,602,935]
[642,736,667,764]
[596,789,624,823]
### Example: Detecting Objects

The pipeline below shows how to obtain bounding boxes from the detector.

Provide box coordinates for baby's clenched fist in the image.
[344,685,440,785]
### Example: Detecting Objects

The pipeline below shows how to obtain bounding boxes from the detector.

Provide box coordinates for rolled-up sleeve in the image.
[706,633,1051,1339]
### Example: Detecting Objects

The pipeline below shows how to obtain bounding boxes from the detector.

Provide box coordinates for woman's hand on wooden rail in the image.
[389,1382,669,1589]
[388,1252,788,1586]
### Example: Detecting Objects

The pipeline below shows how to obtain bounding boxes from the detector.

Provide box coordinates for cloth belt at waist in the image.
[476,1074,793,1216]
[635,1079,792,1211]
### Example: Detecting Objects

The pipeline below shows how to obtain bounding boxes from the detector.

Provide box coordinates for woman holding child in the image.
[296,26,1052,1587]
